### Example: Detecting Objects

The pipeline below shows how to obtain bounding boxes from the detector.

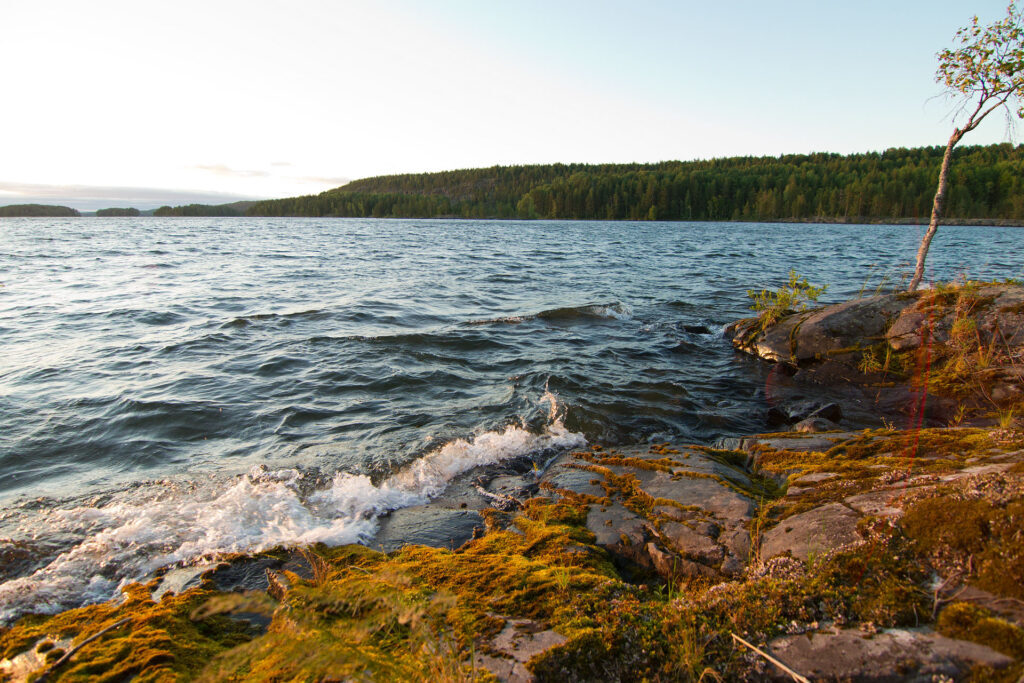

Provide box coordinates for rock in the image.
[540,446,757,578]
[586,503,646,549]
[660,522,724,565]
[845,489,911,518]
[720,528,751,560]
[646,542,718,579]
[886,308,929,351]
[475,618,567,683]
[539,454,607,499]
[759,502,861,562]
[372,506,484,552]
[766,627,1014,681]
[205,552,313,593]
[794,417,839,433]
[794,472,838,484]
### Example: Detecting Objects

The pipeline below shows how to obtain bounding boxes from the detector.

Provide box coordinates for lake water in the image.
[0,217,1021,621]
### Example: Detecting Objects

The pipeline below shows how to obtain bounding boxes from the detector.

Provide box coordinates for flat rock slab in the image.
[760,502,861,562]
[844,489,910,518]
[372,506,483,552]
[475,618,566,682]
[539,454,607,499]
[541,446,757,577]
[767,627,1014,681]
[586,503,645,548]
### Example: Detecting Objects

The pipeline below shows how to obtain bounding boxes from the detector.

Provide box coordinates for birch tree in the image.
[909,3,1024,292]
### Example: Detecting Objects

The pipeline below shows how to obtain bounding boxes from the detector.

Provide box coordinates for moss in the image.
[937,602,1024,659]
[0,583,255,682]
[903,497,1024,600]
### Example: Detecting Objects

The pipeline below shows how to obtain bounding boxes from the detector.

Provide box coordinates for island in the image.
[0,204,80,217]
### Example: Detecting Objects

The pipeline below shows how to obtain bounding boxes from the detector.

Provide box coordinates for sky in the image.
[0,0,1019,210]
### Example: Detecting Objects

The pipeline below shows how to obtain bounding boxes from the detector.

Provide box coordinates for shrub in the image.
[747,270,828,328]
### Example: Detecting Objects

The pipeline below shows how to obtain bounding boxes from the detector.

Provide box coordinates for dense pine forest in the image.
[247,144,1024,222]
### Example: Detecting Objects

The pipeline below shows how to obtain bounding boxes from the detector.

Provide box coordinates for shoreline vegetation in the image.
[3,281,1023,681]
[4,143,1024,225]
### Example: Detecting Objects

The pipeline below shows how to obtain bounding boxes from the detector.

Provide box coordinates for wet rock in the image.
[766,627,1014,681]
[760,502,861,562]
[372,506,484,552]
[768,400,843,427]
[539,454,607,499]
[204,552,313,593]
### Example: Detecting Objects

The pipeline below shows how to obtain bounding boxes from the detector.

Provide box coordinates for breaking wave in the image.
[0,411,584,624]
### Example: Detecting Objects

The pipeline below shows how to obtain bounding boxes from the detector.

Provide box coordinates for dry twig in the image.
[36,617,131,682]
[731,632,810,683]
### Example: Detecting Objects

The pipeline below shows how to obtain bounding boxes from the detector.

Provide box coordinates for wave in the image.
[471,302,633,325]
[0,405,584,624]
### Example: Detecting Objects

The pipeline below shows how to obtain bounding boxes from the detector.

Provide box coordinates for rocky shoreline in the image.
[3,283,1023,682]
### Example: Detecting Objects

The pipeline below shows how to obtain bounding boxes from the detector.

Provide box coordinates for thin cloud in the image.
[299,175,350,187]
[193,164,271,179]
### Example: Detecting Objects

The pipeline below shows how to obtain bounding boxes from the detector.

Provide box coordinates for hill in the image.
[0,204,80,217]
[153,200,258,217]
[248,144,1024,223]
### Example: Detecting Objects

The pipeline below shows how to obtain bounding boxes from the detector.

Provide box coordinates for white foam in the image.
[0,413,584,624]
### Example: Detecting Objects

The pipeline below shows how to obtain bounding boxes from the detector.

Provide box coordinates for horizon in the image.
[4,141,1022,212]
[1,0,1018,211]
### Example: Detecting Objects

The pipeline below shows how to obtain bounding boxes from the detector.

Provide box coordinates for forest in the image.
[246,144,1024,222]
[0,204,80,217]
[96,207,141,217]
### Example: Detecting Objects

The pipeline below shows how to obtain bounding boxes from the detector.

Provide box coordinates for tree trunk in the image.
[908,131,962,292]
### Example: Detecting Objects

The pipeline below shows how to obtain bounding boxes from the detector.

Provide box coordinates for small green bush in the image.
[747,270,828,328]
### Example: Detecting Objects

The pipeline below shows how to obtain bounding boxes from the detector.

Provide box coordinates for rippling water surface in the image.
[1,217,1021,620]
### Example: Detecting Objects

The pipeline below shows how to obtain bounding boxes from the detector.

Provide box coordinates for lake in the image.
[0,217,1020,621]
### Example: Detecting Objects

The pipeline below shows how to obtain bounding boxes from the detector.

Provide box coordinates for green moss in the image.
[0,583,255,682]
[903,498,1024,600]
[937,602,1024,659]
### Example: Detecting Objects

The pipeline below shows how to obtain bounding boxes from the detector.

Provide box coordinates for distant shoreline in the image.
[3,209,1024,227]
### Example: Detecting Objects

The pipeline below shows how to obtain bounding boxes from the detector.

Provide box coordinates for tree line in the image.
[247,144,1024,222]
[0,204,80,217]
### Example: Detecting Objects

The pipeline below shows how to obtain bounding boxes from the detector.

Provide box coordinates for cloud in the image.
[298,175,350,188]
[193,163,348,189]
[193,164,271,179]
[0,181,260,211]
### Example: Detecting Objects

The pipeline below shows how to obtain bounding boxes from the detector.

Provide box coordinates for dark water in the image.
[0,217,1021,621]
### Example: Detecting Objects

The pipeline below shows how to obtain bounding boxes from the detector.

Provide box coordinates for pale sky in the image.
[0,0,1018,209]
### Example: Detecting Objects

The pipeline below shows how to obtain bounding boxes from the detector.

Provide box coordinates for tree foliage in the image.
[248,144,1024,222]
[910,3,1024,291]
